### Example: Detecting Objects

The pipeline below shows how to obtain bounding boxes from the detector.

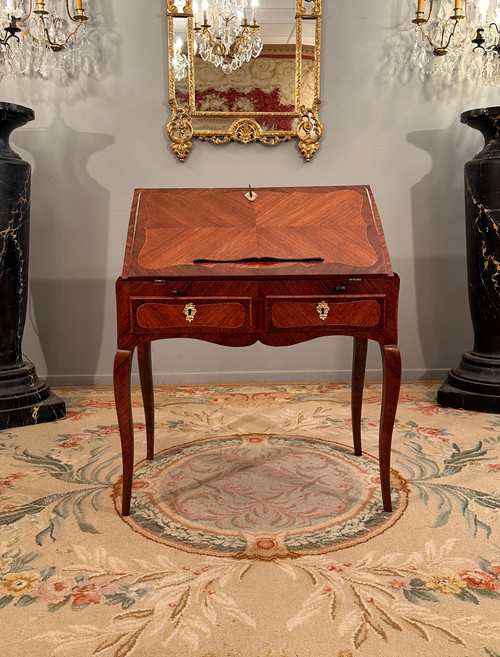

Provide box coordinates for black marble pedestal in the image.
[438,107,500,413]
[438,354,500,413]
[0,102,65,430]
[0,361,65,430]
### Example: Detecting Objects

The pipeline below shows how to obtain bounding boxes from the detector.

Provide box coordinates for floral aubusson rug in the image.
[1,382,500,657]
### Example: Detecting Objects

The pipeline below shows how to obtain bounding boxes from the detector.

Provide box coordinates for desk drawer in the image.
[132,297,253,332]
[267,296,383,330]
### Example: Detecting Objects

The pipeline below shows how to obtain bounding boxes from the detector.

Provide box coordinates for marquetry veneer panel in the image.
[268,297,383,330]
[133,297,252,332]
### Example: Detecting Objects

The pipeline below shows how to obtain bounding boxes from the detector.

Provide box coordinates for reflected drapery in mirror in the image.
[166,0,322,161]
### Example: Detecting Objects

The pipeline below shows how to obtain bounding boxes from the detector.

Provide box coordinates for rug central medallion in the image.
[115,434,408,559]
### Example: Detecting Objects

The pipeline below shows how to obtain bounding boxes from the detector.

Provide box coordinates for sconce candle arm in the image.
[436,18,459,53]
[0,14,20,47]
[0,0,96,82]
[414,0,463,57]
[28,1,88,50]
[469,21,500,53]
[408,0,500,84]
[2,0,89,51]
[475,22,500,55]
[490,21,500,35]
[413,0,434,25]
[67,0,88,23]
[34,1,47,15]
[9,0,32,23]
[472,26,486,50]
[37,17,86,50]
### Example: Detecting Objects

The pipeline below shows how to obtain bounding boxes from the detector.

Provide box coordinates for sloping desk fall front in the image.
[114,186,401,516]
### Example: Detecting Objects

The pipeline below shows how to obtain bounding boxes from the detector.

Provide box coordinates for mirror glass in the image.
[166,0,322,161]
[172,17,189,107]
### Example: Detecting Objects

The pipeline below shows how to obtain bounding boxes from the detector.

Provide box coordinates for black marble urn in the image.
[0,102,65,429]
[438,106,500,413]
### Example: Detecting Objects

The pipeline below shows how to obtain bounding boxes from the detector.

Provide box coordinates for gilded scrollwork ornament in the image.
[167,103,194,162]
[296,0,322,18]
[297,105,323,162]
[231,119,261,143]
[297,104,322,161]
[166,0,192,16]
[166,0,322,160]
[260,134,292,146]
[199,119,293,146]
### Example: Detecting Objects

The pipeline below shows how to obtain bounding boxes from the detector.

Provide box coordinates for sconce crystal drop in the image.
[0,0,97,81]
[409,0,500,85]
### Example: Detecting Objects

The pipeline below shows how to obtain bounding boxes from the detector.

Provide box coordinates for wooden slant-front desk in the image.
[114,186,401,516]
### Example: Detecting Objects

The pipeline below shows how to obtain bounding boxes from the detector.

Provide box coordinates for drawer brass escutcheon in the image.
[183,302,197,323]
[316,300,330,321]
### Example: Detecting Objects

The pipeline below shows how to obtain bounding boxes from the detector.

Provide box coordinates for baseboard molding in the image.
[44,368,449,387]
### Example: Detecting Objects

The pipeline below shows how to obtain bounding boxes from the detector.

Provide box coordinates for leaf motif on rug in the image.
[3,539,497,655]
[28,548,256,653]
[1,382,500,656]
[394,437,500,538]
[283,538,500,647]
[0,431,123,544]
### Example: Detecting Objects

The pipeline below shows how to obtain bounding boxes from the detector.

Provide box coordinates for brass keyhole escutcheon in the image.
[245,185,257,202]
[183,302,197,323]
[316,300,330,321]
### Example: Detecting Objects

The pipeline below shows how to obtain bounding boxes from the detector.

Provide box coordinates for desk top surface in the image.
[122,186,394,279]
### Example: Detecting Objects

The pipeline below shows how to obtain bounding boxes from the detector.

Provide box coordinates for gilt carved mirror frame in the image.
[166,0,322,161]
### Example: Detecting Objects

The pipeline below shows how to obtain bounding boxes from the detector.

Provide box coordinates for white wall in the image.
[1,0,498,385]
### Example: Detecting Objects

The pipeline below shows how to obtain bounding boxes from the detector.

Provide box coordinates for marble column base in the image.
[437,351,500,413]
[0,361,65,430]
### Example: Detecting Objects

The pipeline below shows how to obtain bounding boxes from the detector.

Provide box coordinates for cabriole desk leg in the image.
[114,348,134,516]
[379,344,402,512]
[137,342,155,460]
[351,337,368,456]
